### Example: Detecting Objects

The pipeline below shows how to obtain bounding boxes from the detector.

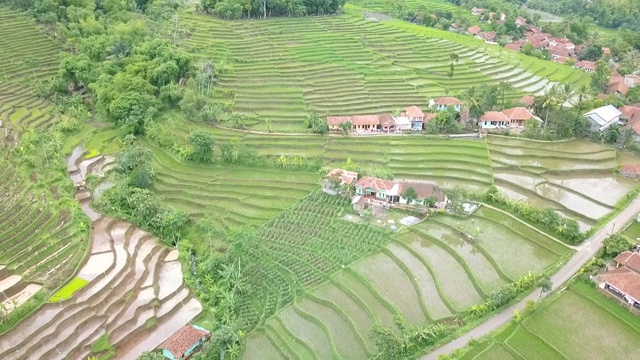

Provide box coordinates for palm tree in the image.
[624,49,640,68]
[107,38,130,60]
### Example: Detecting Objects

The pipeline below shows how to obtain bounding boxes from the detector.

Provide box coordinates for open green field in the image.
[487,135,638,230]
[0,7,64,130]
[242,205,573,359]
[181,7,588,131]
[460,282,640,360]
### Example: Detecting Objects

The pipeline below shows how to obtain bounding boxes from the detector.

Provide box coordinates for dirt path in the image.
[421,196,640,360]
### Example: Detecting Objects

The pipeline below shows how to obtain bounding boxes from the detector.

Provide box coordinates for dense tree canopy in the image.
[199,0,346,19]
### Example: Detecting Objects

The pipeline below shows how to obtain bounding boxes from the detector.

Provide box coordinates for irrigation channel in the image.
[0,147,202,360]
[421,195,640,360]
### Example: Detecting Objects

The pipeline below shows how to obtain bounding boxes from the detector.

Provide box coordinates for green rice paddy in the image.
[460,282,640,360]
[48,277,89,302]
[242,205,573,359]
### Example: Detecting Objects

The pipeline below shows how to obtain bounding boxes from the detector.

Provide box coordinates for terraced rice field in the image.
[0,215,202,360]
[162,125,495,193]
[487,135,637,230]
[0,151,87,313]
[243,205,573,359]
[148,142,320,230]
[0,147,202,360]
[460,282,640,360]
[233,190,394,331]
[0,7,64,131]
[182,9,587,131]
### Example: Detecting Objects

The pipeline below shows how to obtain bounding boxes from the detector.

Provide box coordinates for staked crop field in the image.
[242,204,573,359]
[460,282,640,360]
[181,8,588,131]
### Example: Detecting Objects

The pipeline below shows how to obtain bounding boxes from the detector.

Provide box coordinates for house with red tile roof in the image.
[401,105,429,131]
[502,107,538,127]
[429,97,463,112]
[479,111,509,129]
[477,31,497,43]
[620,163,640,179]
[518,95,535,108]
[355,176,399,202]
[471,7,485,16]
[467,25,481,35]
[574,60,596,72]
[160,324,211,360]
[599,251,640,309]
[323,168,359,195]
[397,181,447,207]
[504,42,522,51]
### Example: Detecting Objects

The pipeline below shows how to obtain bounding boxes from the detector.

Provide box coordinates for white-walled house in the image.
[584,105,622,132]
[429,97,463,112]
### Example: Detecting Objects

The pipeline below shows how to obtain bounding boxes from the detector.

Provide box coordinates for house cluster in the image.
[602,72,640,98]
[323,169,447,211]
[479,103,541,130]
[463,8,527,44]
[598,250,640,310]
[326,97,462,133]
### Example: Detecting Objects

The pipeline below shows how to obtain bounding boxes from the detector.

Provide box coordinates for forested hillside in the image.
[199,0,347,19]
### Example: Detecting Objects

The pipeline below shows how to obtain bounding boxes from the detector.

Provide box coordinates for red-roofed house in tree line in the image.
[598,250,640,312]
[326,99,463,134]
[159,324,211,360]
[323,170,448,212]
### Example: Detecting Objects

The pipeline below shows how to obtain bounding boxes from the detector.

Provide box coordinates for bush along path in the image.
[421,194,640,360]
[0,146,202,360]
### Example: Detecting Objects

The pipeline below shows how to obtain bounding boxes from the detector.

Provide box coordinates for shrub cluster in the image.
[484,186,584,244]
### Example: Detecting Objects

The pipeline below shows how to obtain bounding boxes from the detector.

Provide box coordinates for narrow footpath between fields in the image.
[421,196,640,360]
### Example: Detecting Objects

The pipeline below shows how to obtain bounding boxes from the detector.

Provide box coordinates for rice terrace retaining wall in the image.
[0,147,202,360]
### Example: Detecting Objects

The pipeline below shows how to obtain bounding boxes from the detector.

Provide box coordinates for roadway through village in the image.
[422,196,640,360]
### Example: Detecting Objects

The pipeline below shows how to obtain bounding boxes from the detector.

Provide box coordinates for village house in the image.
[467,25,481,36]
[479,107,540,130]
[323,168,358,195]
[354,176,399,203]
[159,324,211,360]
[471,7,484,16]
[429,97,463,112]
[340,171,447,210]
[397,181,447,207]
[584,105,622,132]
[620,104,640,140]
[620,163,640,179]
[598,251,640,310]
[518,95,535,109]
[326,106,430,133]
[477,31,497,43]
[574,60,596,73]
